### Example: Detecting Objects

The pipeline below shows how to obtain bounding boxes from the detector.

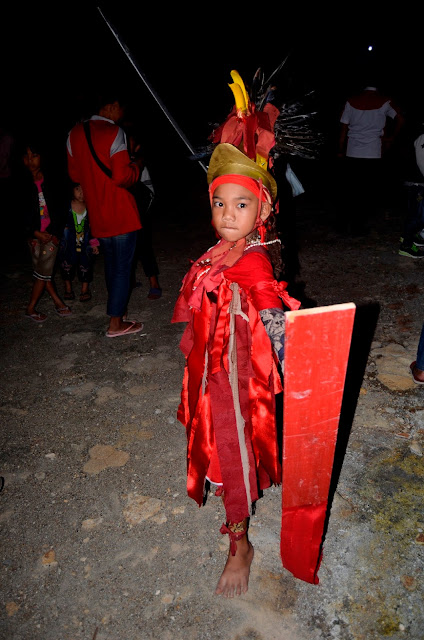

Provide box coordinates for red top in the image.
[67,118,141,238]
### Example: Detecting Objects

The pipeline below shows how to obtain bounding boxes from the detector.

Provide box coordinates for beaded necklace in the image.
[244,238,281,251]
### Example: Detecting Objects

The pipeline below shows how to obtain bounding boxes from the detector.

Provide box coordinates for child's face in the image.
[73,184,84,201]
[23,148,41,174]
[211,182,268,243]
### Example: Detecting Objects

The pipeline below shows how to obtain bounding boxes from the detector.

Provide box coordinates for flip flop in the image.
[147,287,162,300]
[25,311,47,323]
[64,291,75,300]
[55,306,72,317]
[410,361,424,385]
[105,321,144,338]
[80,291,92,302]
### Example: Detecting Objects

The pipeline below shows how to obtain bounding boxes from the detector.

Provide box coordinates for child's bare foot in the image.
[215,537,254,598]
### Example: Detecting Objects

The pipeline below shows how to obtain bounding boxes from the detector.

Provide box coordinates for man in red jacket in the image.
[67,94,143,337]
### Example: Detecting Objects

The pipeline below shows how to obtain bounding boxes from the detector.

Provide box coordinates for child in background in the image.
[21,141,71,321]
[58,182,99,302]
[172,142,300,598]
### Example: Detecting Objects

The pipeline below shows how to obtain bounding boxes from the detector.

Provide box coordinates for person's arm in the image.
[110,128,140,188]
[110,149,140,188]
[89,236,100,254]
[338,123,348,157]
[338,101,351,157]
[19,176,43,240]
[382,105,405,153]
[226,251,298,373]
[259,307,286,371]
[392,112,405,139]
[66,132,81,184]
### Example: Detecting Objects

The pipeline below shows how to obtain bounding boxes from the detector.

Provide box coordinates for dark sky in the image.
[3,5,422,187]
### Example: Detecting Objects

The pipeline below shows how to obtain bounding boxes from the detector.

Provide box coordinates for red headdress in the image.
[173,71,286,322]
[174,70,288,321]
[210,70,280,176]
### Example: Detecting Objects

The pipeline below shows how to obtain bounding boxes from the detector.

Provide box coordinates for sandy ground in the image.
[1,183,423,640]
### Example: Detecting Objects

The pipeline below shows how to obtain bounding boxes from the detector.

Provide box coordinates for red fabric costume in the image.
[172,241,299,524]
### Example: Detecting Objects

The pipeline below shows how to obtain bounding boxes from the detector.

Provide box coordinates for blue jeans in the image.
[99,231,137,317]
[403,185,424,247]
[59,226,95,283]
[416,323,424,371]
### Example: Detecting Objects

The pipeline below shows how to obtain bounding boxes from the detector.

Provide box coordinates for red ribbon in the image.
[220,522,247,556]
[272,280,302,311]
[209,174,270,203]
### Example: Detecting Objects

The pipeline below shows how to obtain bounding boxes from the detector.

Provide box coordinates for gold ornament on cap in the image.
[207,143,278,202]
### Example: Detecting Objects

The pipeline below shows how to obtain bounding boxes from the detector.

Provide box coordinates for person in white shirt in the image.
[338,85,404,235]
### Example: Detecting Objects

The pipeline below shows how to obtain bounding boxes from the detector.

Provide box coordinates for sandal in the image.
[64,291,75,300]
[25,311,47,323]
[410,361,424,385]
[80,291,92,302]
[55,306,72,317]
[106,321,144,338]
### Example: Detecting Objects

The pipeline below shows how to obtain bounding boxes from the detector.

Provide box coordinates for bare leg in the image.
[45,281,67,309]
[64,280,73,294]
[149,275,160,290]
[26,278,46,315]
[147,275,162,299]
[215,518,254,598]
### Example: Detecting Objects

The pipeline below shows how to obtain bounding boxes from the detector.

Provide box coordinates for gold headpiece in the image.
[207,143,278,201]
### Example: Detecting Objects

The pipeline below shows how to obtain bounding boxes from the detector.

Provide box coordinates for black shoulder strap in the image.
[83,121,112,178]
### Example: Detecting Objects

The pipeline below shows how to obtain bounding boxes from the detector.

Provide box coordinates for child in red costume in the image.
[172,143,300,597]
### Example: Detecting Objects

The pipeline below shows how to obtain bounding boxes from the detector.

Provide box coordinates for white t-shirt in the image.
[414,134,424,178]
[340,98,398,159]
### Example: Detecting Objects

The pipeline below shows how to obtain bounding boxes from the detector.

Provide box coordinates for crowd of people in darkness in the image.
[1,92,162,335]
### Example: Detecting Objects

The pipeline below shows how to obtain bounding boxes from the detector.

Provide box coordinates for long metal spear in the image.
[96,6,208,173]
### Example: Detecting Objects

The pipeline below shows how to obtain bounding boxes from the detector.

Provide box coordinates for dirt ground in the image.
[1,173,423,640]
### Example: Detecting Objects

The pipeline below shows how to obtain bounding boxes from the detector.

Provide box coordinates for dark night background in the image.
[3,4,423,205]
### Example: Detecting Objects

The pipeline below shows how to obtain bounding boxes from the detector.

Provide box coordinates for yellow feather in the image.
[230,70,249,110]
[228,83,247,113]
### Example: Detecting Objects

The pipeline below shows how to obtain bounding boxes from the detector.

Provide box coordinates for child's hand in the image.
[92,246,100,255]
[35,231,53,244]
